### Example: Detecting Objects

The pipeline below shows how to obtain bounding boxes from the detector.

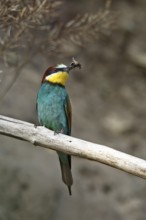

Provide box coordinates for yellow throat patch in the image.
[45,71,69,86]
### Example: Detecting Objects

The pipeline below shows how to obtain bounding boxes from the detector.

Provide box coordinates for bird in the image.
[36,58,81,195]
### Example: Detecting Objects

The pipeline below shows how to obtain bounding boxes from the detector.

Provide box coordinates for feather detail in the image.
[45,71,69,86]
[58,154,73,195]
[64,95,72,135]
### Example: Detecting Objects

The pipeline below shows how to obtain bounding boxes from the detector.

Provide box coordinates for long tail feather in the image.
[58,153,73,195]
[68,186,72,195]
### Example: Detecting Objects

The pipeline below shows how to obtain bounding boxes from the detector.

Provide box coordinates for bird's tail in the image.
[58,152,73,195]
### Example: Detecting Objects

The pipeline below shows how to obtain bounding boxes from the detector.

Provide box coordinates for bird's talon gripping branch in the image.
[54,131,58,135]
[54,128,64,135]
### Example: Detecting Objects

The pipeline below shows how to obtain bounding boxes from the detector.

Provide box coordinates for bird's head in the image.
[41,58,81,86]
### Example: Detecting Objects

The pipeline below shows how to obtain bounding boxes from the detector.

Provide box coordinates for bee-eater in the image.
[37,59,81,195]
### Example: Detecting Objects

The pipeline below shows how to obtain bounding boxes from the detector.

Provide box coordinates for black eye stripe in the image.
[56,68,65,71]
[47,68,64,75]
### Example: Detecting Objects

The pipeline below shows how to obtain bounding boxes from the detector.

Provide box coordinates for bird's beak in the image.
[64,58,81,72]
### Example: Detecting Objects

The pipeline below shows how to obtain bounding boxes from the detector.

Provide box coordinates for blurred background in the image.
[0,0,146,219]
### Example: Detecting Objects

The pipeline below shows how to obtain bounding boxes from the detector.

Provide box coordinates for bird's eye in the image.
[46,68,64,76]
[48,69,57,75]
[55,68,64,72]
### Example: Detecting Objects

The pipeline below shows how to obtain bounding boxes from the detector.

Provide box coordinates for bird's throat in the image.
[46,71,69,86]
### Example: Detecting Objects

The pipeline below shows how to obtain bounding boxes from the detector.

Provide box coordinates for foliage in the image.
[0,0,116,62]
[0,0,116,98]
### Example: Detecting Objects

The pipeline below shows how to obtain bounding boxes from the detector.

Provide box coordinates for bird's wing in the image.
[64,94,72,169]
[64,94,72,135]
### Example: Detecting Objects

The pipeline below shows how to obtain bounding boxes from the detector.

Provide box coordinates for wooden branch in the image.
[0,115,146,180]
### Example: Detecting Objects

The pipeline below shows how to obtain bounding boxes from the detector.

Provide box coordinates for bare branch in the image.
[0,115,146,180]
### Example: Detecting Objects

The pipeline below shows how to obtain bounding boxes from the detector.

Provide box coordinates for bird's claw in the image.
[54,128,64,135]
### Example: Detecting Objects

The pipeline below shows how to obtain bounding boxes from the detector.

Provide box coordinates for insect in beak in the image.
[65,57,81,72]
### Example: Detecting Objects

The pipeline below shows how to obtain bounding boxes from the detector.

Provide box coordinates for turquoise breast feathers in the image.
[37,82,70,135]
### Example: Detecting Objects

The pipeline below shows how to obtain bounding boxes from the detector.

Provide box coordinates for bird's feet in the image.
[54,128,64,135]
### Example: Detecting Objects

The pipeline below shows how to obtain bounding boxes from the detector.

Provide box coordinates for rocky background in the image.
[1,0,146,219]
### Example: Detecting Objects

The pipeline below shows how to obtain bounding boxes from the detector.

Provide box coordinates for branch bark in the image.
[0,115,146,180]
